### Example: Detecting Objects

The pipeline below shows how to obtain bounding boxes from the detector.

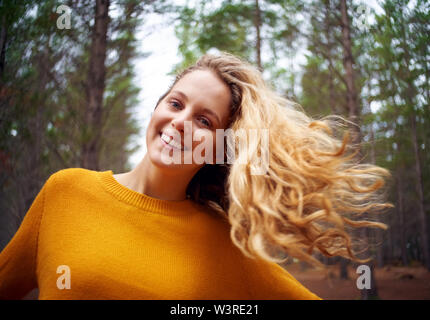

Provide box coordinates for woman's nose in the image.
[171,112,192,133]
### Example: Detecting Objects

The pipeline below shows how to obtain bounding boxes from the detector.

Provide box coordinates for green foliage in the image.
[172,0,302,96]
[0,0,162,236]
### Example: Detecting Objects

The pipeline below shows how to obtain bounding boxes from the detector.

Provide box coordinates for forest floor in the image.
[285,263,430,300]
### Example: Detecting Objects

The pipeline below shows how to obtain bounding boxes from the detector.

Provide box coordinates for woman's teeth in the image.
[161,133,183,150]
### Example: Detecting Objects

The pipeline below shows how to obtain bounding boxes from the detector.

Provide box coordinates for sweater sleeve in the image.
[241,255,322,300]
[0,176,51,299]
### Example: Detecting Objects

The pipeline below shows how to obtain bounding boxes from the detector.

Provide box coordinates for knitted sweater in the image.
[0,168,321,300]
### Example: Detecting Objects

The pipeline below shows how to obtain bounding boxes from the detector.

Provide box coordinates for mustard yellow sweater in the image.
[0,168,321,300]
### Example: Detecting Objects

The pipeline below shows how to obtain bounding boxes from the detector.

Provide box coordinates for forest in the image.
[0,0,429,299]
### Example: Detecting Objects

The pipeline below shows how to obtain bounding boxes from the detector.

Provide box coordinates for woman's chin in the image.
[148,151,193,170]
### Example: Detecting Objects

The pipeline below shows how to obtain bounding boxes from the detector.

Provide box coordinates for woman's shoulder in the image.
[46,167,100,189]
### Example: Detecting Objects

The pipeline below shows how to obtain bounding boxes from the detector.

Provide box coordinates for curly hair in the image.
[154,51,393,268]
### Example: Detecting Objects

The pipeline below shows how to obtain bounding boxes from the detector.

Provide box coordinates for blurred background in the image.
[0,0,429,299]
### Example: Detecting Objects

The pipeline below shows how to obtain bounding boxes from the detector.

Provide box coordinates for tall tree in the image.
[340,0,361,145]
[254,0,262,71]
[397,0,429,270]
[0,0,153,250]
[301,0,347,116]
[371,0,429,270]
[81,0,110,170]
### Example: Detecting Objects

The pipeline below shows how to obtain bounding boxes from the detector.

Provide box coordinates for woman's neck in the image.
[115,154,198,201]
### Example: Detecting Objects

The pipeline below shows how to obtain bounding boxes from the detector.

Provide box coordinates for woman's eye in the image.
[170,101,181,109]
[169,100,211,128]
[200,117,211,127]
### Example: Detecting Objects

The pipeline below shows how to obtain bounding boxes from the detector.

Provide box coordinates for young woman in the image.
[0,52,391,300]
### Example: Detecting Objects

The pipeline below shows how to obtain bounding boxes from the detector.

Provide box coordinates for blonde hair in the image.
[156,51,393,268]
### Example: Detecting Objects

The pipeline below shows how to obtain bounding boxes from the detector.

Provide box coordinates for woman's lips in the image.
[159,132,184,151]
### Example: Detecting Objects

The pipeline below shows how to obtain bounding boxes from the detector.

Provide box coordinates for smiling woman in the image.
[143,68,232,186]
[0,51,392,300]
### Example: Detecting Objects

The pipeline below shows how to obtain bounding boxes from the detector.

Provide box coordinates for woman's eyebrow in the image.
[171,90,188,102]
[201,107,221,126]
[171,90,221,126]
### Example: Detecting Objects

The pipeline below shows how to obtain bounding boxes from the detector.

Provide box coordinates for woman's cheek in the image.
[190,131,213,161]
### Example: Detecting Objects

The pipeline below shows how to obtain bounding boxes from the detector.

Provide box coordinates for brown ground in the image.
[285,263,430,300]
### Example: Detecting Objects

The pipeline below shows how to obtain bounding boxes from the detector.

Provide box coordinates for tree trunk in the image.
[339,0,382,299]
[396,169,408,266]
[338,0,357,283]
[339,0,362,270]
[339,257,349,279]
[323,1,337,115]
[340,0,361,145]
[358,211,380,299]
[360,262,379,300]
[421,35,430,106]
[386,211,394,264]
[254,0,262,72]
[0,14,7,77]
[81,0,110,170]
[393,116,408,267]
[409,112,429,269]
[369,123,384,267]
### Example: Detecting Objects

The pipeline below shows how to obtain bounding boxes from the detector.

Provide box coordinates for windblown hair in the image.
[155,51,393,268]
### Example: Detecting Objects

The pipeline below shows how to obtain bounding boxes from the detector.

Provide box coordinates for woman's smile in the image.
[160,132,183,151]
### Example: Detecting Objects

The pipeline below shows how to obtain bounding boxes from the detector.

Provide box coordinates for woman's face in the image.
[146,69,232,173]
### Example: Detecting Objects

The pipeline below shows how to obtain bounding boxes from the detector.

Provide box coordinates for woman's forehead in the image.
[174,70,227,94]
[170,70,232,127]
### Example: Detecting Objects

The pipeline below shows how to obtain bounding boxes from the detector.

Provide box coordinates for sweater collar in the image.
[99,170,198,216]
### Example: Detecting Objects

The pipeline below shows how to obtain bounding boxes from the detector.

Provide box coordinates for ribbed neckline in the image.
[98,170,196,216]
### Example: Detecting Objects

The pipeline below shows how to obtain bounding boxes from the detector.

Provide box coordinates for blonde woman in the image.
[0,52,391,300]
